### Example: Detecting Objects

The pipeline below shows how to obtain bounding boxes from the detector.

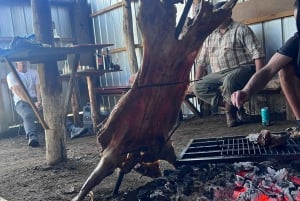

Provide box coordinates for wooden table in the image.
[1,44,113,63]
[61,69,122,132]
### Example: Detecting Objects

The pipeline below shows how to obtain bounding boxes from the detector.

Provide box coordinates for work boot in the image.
[225,103,238,127]
[28,136,39,147]
[70,127,88,139]
[237,107,253,122]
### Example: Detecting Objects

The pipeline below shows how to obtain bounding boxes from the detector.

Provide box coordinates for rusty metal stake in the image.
[112,171,125,196]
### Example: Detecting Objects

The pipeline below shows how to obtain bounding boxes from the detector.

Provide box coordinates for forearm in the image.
[254,58,265,71]
[246,53,290,95]
[243,67,274,96]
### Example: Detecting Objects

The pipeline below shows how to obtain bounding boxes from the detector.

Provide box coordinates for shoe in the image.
[28,137,39,147]
[225,112,238,127]
[237,107,253,122]
[70,127,88,139]
[225,103,238,127]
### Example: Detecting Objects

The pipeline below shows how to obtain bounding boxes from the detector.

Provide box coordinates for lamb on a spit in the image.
[72,0,238,200]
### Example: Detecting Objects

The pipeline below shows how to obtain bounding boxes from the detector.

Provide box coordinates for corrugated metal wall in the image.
[0,2,73,132]
[88,0,143,111]
[88,0,193,113]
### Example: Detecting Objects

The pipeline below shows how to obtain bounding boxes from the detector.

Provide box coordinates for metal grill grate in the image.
[176,136,300,165]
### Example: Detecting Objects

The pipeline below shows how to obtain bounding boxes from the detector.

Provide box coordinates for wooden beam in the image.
[63,54,80,119]
[86,76,100,133]
[99,44,143,54]
[90,2,123,17]
[0,0,74,5]
[123,0,139,74]
[3,44,113,62]
[31,0,66,165]
[242,10,294,25]
[0,37,75,43]
[71,0,94,67]
[232,0,294,24]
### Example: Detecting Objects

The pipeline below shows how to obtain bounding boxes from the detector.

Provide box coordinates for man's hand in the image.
[231,90,249,109]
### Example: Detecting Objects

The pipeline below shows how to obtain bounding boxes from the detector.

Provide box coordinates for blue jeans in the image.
[15,100,76,138]
[15,101,37,139]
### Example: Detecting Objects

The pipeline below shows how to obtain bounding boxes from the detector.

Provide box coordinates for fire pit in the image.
[232,161,300,200]
[111,135,300,201]
[112,161,300,201]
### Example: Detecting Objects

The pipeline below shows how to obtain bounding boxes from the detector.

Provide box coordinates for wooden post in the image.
[63,54,80,124]
[123,0,139,74]
[71,81,82,126]
[86,76,99,132]
[72,0,94,67]
[31,0,67,165]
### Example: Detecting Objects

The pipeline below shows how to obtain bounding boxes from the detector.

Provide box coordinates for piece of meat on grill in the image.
[257,130,289,147]
[285,127,300,139]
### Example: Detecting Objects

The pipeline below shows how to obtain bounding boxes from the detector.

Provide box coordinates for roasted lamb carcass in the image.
[72,0,237,200]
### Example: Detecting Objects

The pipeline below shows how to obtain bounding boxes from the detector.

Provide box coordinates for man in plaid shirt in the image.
[189,1,265,127]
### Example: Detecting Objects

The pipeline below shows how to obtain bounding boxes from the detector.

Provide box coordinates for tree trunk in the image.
[31,0,66,165]
[72,0,237,200]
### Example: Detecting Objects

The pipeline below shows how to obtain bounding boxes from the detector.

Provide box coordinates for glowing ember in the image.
[233,162,300,201]
[111,162,300,201]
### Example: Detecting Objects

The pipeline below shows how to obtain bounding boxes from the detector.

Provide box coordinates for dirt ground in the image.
[0,114,296,201]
